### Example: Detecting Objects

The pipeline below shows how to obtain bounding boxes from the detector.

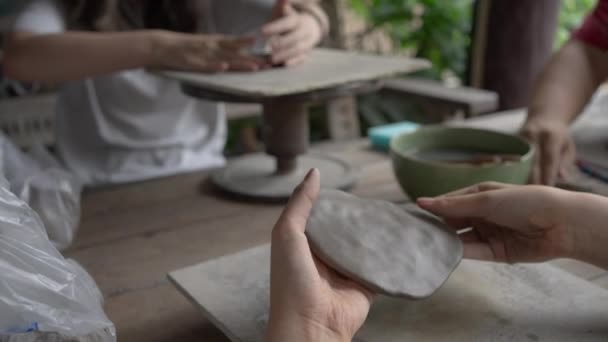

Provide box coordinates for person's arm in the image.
[527,39,608,126]
[4,31,157,82]
[3,30,265,83]
[522,40,608,185]
[522,0,608,186]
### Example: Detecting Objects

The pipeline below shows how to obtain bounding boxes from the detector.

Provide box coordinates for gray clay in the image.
[305,189,463,298]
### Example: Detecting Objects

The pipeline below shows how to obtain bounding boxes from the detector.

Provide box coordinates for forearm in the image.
[567,192,608,270]
[526,40,607,126]
[3,30,163,82]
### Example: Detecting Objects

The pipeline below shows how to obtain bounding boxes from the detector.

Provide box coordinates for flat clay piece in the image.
[305,189,463,298]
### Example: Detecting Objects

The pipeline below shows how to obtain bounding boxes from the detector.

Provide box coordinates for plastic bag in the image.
[0,134,81,250]
[0,173,115,341]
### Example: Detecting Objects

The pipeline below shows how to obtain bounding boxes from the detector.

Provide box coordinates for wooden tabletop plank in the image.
[67,206,279,296]
[81,172,208,219]
[72,141,391,251]
[72,182,271,251]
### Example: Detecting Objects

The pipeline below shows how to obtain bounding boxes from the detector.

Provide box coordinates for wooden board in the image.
[163,49,429,98]
[169,244,608,342]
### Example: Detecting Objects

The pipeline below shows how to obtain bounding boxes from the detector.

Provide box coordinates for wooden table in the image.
[64,115,608,342]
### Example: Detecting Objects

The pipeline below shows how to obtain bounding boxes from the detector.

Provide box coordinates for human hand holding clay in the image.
[261,0,325,66]
[267,169,374,342]
[418,182,608,269]
[151,31,269,72]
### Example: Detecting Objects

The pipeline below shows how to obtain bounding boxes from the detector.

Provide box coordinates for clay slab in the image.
[162,48,430,98]
[305,190,463,298]
[168,244,608,342]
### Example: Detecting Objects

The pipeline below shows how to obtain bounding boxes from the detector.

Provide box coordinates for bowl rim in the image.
[389,125,535,170]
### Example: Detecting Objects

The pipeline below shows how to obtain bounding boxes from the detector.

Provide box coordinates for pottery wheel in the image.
[211,153,356,201]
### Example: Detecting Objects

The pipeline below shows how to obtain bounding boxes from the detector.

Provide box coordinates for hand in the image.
[151,30,268,72]
[261,0,323,66]
[520,119,576,185]
[268,169,374,342]
[417,182,577,263]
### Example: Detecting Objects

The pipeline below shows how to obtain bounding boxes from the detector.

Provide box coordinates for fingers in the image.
[520,126,541,184]
[262,11,299,36]
[269,28,307,53]
[440,182,512,197]
[222,55,267,71]
[218,48,269,71]
[530,155,542,184]
[417,192,491,219]
[445,217,473,230]
[274,168,320,236]
[272,43,310,65]
[458,227,497,261]
[558,141,577,180]
[184,61,229,73]
[540,131,561,186]
[218,36,256,50]
[271,0,290,19]
[462,242,495,261]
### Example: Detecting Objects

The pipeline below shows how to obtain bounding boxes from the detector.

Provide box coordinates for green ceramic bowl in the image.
[390,126,534,199]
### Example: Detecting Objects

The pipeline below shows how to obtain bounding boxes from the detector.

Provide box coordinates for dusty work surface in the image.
[169,244,608,342]
[65,114,608,341]
[163,48,429,98]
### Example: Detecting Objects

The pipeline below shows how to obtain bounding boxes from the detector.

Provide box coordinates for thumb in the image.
[417,193,490,220]
[219,35,256,50]
[275,168,320,235]
[271,0,289,18]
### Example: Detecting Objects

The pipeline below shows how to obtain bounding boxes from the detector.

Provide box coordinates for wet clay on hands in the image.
[305,189,463,298]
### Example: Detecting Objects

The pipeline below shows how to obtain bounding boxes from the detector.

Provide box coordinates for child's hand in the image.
[151,31,268,72]
[261,0,323,66]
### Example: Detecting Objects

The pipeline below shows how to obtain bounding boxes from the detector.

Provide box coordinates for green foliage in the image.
[349,0,474,81]
[556,0,595,48]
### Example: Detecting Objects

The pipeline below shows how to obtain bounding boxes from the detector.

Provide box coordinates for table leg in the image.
[263,101,309,175]
[210,100,355,201]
